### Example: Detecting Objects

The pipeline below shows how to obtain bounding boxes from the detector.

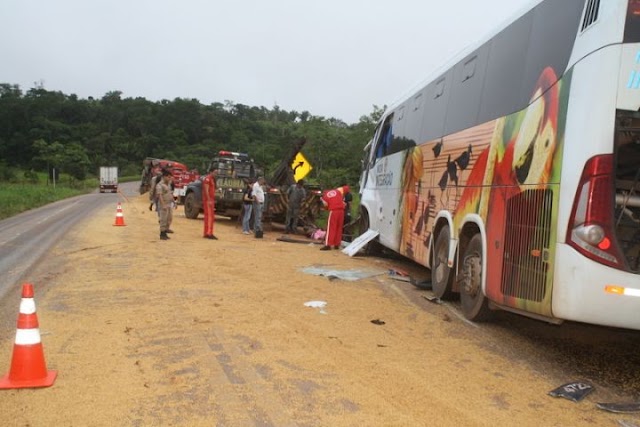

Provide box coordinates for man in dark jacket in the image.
[285,180,306,234]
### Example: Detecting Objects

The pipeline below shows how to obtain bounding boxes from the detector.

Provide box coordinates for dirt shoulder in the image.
[0,194,629,426]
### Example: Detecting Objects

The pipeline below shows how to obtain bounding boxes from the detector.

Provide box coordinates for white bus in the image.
[359,0,640,329]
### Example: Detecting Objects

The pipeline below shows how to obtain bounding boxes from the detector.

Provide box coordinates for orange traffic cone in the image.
[114,202,126,226]
[0,283,57,389]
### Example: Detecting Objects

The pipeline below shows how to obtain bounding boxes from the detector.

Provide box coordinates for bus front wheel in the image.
[432,227,455,300]
[459,234,492,322]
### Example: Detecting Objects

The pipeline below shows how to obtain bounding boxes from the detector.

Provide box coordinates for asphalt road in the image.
[0,182,138,301]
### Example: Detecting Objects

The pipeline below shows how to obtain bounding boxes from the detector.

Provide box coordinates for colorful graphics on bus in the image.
[399,67,572,311]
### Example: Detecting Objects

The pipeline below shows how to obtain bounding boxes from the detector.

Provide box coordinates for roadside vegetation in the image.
[0,83,378,224]
[0,83,381,193]
[0,170,89,220]
[0,166,137,220]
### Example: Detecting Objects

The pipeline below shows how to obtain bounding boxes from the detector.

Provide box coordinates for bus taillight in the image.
[566,155,625,269]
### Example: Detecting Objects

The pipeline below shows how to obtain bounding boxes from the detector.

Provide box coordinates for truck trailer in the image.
[99,166,118,193]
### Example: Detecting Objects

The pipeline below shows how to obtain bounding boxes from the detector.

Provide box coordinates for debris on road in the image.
[304,300,328,314]
[304,301,327,308]
[548,381,594,402]
[302,266,385,281]
[423,295,442,304]
[386,267,432,288]
[277,236,323,245]
[370,319,386,325]
[410,277,432,289]
[388,270,411,283]
[388,268,409,279]
[341,229,379,257]
[596,402,640,413]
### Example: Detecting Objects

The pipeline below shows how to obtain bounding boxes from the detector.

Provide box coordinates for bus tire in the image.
[432,227,456,300]
[460,234,492,322]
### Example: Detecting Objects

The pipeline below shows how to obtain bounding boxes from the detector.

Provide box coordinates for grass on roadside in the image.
[0,170,140,220]
[0,184,92,220]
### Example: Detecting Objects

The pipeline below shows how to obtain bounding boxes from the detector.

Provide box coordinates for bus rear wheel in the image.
[459,234,492,322]
[432,227,455,300]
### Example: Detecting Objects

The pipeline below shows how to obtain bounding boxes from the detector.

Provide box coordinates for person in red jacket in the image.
[202,168,219,240]
[320,185,350,250]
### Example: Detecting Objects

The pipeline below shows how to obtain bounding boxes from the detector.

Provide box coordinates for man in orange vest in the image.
[203,168,219,240]
[320,185,350,250]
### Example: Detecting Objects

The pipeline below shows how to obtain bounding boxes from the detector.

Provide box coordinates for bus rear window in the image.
[625,0,640,42]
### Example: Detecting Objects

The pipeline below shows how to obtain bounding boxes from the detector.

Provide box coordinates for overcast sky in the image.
[1,0,536,124]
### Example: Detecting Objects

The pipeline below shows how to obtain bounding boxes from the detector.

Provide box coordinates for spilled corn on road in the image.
[1,185,640,426]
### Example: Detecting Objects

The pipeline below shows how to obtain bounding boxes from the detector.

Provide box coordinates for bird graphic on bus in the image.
[455,144,472,170]
[432,140,443,158]
[399,66,568,277]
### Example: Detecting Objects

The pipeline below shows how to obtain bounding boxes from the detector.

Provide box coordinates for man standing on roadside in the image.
[149,170,164,215]
[285,179,306,234]
[202,168,219,240]
[320,185,350,250]
[241,179,254,235]
[157,170,175,241]
[252,177,266,237]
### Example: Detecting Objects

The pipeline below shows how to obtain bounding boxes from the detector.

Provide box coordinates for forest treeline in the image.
[0,83,385,187]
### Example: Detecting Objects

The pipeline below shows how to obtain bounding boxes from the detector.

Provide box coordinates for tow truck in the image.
[139,158,199,199]
[182,151,260,220]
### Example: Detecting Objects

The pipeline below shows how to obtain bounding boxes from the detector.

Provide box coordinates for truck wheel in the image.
[459,234,492,322]
[184,193,200,219]
[432,227,456,300]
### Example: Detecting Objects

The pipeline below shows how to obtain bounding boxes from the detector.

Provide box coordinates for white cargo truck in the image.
[99,166,118,193]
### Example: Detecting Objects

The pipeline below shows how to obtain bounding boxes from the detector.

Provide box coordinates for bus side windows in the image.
[375,124,393,159]
[373,114,394,161]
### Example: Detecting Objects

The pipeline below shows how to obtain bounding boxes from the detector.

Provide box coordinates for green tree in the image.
[61,142,91,181]
[0,83,382,190]
[32,139,65,170]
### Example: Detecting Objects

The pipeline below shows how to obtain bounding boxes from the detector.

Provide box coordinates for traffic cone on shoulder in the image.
[113,202,126,226]
[0,283,57,389]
